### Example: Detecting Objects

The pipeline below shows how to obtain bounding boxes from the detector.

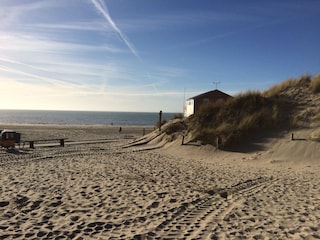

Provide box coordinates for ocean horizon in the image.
[0,109,179,126]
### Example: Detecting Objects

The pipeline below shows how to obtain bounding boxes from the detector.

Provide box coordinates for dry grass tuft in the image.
[310,74,320,94]
[310,128,320,142]
[263,74,311,97]
[164,120,186,134]
[263,79,298,97]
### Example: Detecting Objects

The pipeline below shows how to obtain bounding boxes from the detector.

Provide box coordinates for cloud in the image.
[0,51,185,111]
[0,1,62,29]
[24,21,113,32]
[0,71,184,111]
[0,63,77,88]
[0,32,124,55]
[0,31,128,85]
[90,0,139,59]
[0,1,186,112]
[0,52,133,90]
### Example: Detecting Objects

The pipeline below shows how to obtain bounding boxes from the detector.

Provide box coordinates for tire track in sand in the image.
[150,176,279,240]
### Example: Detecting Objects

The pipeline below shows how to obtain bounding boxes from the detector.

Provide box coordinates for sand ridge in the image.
[0,125,320,239]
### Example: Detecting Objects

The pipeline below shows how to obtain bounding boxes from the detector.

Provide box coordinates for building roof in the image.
[188,89,232,100]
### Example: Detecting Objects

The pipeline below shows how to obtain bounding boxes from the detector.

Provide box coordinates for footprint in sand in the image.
[0,201,9,207]
[14,195,29,208]
[147,201,160,209]
[30,200,42,210]
[49,200,63,207]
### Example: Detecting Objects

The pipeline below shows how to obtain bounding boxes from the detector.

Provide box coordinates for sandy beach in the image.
[0,125,319,239]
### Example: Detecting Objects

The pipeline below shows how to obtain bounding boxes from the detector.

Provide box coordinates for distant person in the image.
[119,127,122,133]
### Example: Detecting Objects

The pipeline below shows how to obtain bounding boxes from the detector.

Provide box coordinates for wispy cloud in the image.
[24,21,113,32]
[0,63,74,87]
[0,1,188,111]
[0,33,124,54]
[0,62,184,111]
[0,1,62,29]
[114,9,263,33]
[90,0,139,59]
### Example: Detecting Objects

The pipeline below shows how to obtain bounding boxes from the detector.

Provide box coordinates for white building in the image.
[184,89,232,117]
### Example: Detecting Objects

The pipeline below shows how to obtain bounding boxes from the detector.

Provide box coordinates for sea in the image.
[0,110,179,126]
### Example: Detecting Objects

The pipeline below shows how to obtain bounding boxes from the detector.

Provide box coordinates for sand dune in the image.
[0,125,319,239]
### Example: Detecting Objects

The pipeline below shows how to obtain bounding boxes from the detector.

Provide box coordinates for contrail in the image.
[90,0,139,59]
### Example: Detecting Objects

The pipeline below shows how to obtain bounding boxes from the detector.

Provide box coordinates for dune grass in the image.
[263,79,298,97]
[263,74,311,97]
[176,72,320,149]
[187,91,286,149]
[310,74,320,94]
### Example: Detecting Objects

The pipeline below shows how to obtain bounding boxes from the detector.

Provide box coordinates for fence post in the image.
[159,110,162,131]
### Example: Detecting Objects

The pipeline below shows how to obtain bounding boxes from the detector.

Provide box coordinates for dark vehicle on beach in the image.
[0,129,20,149]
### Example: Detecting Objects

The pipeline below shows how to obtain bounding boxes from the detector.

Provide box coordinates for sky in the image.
[1,0,320,112]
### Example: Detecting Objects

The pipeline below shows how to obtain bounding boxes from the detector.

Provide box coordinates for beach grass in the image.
[186,72,319,149]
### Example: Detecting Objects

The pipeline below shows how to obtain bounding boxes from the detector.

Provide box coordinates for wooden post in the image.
[60,139,65,147]
[291,133,294,141]
[182,135,185,145]
[159,110,162,131]
[30,141,34,149]
[216,137,219,150]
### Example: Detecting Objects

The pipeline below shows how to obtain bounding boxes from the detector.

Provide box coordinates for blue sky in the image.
[1,0,319,112]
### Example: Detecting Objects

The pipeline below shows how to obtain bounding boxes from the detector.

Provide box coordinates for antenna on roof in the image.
[213,81,220,90]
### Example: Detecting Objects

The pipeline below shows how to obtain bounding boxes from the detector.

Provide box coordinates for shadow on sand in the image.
[6,148,28,155]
